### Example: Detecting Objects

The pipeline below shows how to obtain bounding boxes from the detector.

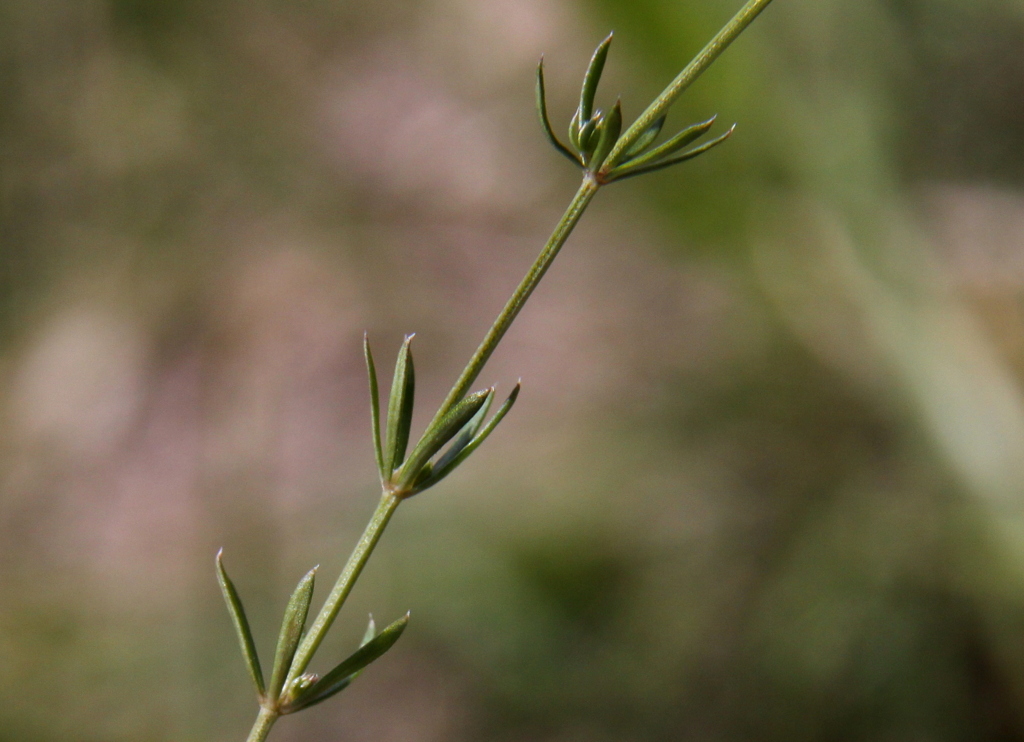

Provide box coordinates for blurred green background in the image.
[4,0,1024,740]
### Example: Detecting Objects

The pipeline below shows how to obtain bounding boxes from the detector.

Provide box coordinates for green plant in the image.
[217,1,775,739]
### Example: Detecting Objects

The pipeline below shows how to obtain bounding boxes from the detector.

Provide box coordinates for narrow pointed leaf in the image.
[397,389,491,490]
[622,115,666,160]
[416,382,520,492]
[364,334,385,482]
[433,389,494,472]
[608,124,736,183]
[578,114,601,160]
[611,116,717,176]
[284,613,410,713]
[267,566,317,702]
[536,60,582,167]
[568,108,582,151]
[384,335,416,475]
[216,550,265,698]
[644,114,718,160]
[590,99,622,172]
[579,32,613,124]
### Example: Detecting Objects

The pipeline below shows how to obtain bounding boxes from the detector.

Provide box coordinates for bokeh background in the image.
[4,0,1024,740]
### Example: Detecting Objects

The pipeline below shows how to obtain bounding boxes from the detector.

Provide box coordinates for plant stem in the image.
[428,176,601,428]
[232,5,778,739]
[602,0,776,173]
[268,175,604,721]
[286,492,402,684]
[245,707,278,742]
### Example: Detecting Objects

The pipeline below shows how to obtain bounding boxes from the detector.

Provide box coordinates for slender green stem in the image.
[275,168,603,719]
[232,6,778,740]
[285,493,402,683]
[601,0,776,173]
[245,707,278,742]
[427,176,601,429]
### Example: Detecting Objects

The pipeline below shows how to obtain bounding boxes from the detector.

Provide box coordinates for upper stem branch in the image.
[282,177,604,695]
[427,176,601,428]
[285,492,402,684]
[602,0,776,173]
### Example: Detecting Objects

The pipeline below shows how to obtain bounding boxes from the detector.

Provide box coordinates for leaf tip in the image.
[362,613,377,645]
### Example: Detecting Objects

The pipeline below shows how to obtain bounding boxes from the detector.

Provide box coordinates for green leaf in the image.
[283,613,410,713]
[384,335,416,476]
[267,566,317,702]
[216,550,265,698]
[415,382,520,492]
[646,115,717,159]
[577,114,601,161]
[397,389,491,491]
[608,123,735,182]
[432,389,494,472]
[568,107,582,151]
[536,59,582,167]
[609,116,717,176]
[364,334,385,482]
[589,99,622,172]
[622,115,666,160]
[579,32,613,125]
